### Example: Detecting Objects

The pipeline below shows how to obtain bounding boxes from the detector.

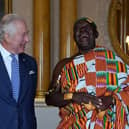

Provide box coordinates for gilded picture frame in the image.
[108,0,129,64]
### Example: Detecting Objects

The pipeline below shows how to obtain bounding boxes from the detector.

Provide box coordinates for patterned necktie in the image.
[11,54,20,102]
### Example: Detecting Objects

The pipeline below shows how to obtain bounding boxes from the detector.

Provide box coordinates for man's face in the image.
[74,20,95,51]
[3,21,29,54]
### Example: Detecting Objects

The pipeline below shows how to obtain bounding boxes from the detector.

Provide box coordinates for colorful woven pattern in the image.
[57,47,129,129]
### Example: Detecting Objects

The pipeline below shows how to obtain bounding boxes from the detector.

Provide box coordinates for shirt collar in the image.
[0,43,18,60]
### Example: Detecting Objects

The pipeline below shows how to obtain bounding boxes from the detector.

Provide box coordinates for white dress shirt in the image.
[0,43,18,80]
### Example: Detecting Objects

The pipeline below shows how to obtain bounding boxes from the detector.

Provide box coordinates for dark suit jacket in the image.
[0,53,37,129]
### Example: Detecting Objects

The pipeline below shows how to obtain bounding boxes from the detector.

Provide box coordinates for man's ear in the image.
[91,24,99,38]
[4,33,10,43]
[94,30,99,38]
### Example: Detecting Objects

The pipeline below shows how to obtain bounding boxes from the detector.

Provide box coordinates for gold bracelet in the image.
[64,93,73,100]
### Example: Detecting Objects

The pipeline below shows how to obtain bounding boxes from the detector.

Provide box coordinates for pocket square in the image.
[29,70,35,75]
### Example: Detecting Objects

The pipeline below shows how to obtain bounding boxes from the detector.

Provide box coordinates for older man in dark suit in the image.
[0,14,37,129]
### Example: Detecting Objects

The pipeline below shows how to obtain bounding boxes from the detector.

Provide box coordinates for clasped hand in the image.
[72,92,114,111]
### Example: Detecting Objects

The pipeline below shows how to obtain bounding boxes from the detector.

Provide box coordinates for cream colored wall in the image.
[13,0,33,55]
[12,0,112,129]
[13,0,113,69]
[51,0,113,71]
[13,0,113,70]
[78,0,112,50]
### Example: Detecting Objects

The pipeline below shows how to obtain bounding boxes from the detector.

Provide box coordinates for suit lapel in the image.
[0,54,16,105]
[18,54,30,103]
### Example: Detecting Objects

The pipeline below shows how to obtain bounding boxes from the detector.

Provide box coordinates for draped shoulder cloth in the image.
[57,47,129,129]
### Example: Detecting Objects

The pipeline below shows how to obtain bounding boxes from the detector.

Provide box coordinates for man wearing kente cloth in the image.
[46,17,129,129]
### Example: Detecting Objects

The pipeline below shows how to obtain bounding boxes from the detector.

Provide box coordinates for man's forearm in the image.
[45,92,73,107]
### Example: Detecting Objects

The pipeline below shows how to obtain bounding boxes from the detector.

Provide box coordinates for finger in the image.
[91,98,103,106]
[96,105,105,111]
[91,100,104,109]
[82,94,102,105]
[87,95,102,103]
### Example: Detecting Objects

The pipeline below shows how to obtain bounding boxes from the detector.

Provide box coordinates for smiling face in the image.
[2,20,29,54]
[74,20,96,53]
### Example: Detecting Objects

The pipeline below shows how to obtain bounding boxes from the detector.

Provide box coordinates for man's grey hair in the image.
[0,14,25,42]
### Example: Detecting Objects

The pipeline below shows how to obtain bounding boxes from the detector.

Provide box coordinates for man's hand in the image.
[72,92,102,108]
[97,95,114,111]
[72,92,114,112]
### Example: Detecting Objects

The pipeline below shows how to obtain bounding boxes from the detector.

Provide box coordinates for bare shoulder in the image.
[48,57,73,90]
[52,53,80,78]
[53,57,72,78]
[49,54,78,90]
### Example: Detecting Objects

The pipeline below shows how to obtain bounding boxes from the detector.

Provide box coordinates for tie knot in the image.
[10,54,17,61]
[10,54,16,58]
